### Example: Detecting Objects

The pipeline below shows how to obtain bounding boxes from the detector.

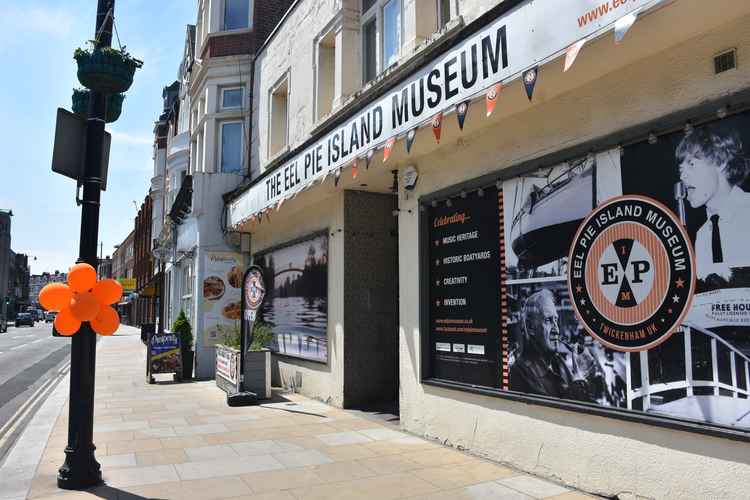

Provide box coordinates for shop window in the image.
[223,0,252,31]
[316,30,336,121]
[269,75,289,157]
[437,0,452,30]
[221,87,243,110]
[220,121,243,173]
[420,108,750,437]
[361,0,402,84]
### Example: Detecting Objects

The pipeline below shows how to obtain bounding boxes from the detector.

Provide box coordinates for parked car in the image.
[45,311,57,323]
[28,309,40,322]
[16,312,34,327]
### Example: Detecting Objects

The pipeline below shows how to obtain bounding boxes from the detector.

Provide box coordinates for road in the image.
[0,321,71,463]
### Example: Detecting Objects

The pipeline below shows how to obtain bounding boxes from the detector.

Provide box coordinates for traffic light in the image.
[4,296,9,306]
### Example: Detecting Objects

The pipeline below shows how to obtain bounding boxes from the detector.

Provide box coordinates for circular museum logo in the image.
[568,195,695,352]
[244,267,266,311]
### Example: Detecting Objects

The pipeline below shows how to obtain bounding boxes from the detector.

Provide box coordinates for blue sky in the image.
[0,0,195,274]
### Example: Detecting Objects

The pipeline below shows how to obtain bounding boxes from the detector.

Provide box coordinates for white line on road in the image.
[10,345,25,350]
[31,339,44,344]
[12,336,24,339]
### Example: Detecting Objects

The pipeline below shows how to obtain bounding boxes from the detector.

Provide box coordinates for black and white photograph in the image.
[621,112,750,428]
[503,155,597,281]
[255,234,329,363]
[507,281,627,407]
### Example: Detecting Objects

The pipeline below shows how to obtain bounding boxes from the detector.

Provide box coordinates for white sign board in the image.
[228,0,662,225]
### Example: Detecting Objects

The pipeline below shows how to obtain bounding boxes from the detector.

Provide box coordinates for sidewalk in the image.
[2,326,597,500]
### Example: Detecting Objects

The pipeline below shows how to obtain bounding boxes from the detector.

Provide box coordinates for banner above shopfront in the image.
[228,0,663,227]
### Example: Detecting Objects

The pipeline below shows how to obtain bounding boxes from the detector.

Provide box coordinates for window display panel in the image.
[424,110,750,433]
[255,234,328,363]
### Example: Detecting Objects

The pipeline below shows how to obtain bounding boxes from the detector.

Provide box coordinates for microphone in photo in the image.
[674,181,688,226]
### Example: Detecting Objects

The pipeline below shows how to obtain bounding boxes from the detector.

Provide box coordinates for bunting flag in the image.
[334,167,342,186]
[366,149,374,169]
[406,128,417,153]
[523,66,538,101]
[265,209,271,223]
[351,158,359,179]
[432,112,443,144]
[456,101,469,130]
[383,137,396,163]
[485,83,502,117]
[276,196,285,211]
[564,39,586,72]
[614,10,639,44]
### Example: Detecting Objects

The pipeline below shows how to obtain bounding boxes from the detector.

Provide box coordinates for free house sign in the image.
[568,195,696,351]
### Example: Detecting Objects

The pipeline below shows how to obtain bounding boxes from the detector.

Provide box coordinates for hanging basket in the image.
[74,46,142,95]
[71,89,125,123]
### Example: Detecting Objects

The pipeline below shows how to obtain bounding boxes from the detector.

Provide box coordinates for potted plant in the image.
[74,41,143,94]
[72,88,125,123]
[245,322,274,399]
[172,310,193,380]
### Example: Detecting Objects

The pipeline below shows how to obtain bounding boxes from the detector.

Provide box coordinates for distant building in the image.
[112,230,135,325]
[98,255,112,279]
[133,194,156,327]
[0,210,11,318]
[29,271,66,306]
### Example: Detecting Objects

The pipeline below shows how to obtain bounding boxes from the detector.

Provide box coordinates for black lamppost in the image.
[57,0,114,489]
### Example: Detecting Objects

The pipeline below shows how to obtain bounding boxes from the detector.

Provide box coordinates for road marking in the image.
[10,345,25,350]
[31,339,44,344]
[12,336,24,339]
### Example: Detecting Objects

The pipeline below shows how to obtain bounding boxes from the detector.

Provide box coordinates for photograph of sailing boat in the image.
[255,234,329,362]
[503,155,596,281]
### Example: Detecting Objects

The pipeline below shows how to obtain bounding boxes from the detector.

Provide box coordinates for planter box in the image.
[244,349,271,399]
[215,344,241,395]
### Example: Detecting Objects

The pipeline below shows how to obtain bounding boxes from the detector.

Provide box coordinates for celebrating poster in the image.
[255,234,328,363]
[202,252,244,347]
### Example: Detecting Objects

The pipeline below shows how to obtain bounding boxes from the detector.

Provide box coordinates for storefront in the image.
[227,0,750,496]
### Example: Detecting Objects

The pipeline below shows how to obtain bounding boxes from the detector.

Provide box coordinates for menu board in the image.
[428,186,502,387]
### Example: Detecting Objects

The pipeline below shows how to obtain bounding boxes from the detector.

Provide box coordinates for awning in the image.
[137,272,162,298]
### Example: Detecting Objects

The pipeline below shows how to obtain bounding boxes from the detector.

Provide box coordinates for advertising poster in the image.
[202,252,244,348]
[427,110,750,431]
[215,344,240,394]
[255,234,328,363]
[427,187,502,387]
[149,331,181,375]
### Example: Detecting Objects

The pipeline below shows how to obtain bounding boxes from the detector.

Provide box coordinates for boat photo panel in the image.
[499,110,750,430]
[254,233,329,363]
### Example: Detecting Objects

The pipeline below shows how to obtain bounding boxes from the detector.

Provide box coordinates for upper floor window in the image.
[221,87,244,110]
[220,121,244,173]
[223,0,252,31]
[438,0,452,30]
[269,74,289,158]
[362,0,402,84]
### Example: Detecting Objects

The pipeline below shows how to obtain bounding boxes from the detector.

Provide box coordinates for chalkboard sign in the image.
[427,186,502,387]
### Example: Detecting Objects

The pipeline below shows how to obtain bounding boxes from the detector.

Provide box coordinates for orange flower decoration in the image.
[39,263,123,336]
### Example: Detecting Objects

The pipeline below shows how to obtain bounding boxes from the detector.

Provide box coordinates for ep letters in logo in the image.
[568,196,696,352]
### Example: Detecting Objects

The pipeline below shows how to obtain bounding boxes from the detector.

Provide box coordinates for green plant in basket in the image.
[74,40,143,94]
[72,88,125,123]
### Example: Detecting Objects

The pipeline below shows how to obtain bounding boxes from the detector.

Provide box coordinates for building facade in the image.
[29,272,67,307]
[112,229,135,325]
[151,0,294,378]
[133,194,157,327]
[224,0,750,498]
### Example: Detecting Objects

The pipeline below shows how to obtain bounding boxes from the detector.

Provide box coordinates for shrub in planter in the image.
[71,89,125,123]
[249,322,274,351]
[172,310,193,380]
[74,42,143,94]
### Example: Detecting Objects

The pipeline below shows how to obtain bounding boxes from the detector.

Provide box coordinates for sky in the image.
[0,0,195,275]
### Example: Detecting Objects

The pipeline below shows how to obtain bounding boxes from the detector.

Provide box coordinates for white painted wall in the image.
[395,3,750,499]
[249,187,346,406]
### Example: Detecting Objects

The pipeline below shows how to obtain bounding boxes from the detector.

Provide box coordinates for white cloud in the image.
[0,5,78,48]
[109,130,153,145]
